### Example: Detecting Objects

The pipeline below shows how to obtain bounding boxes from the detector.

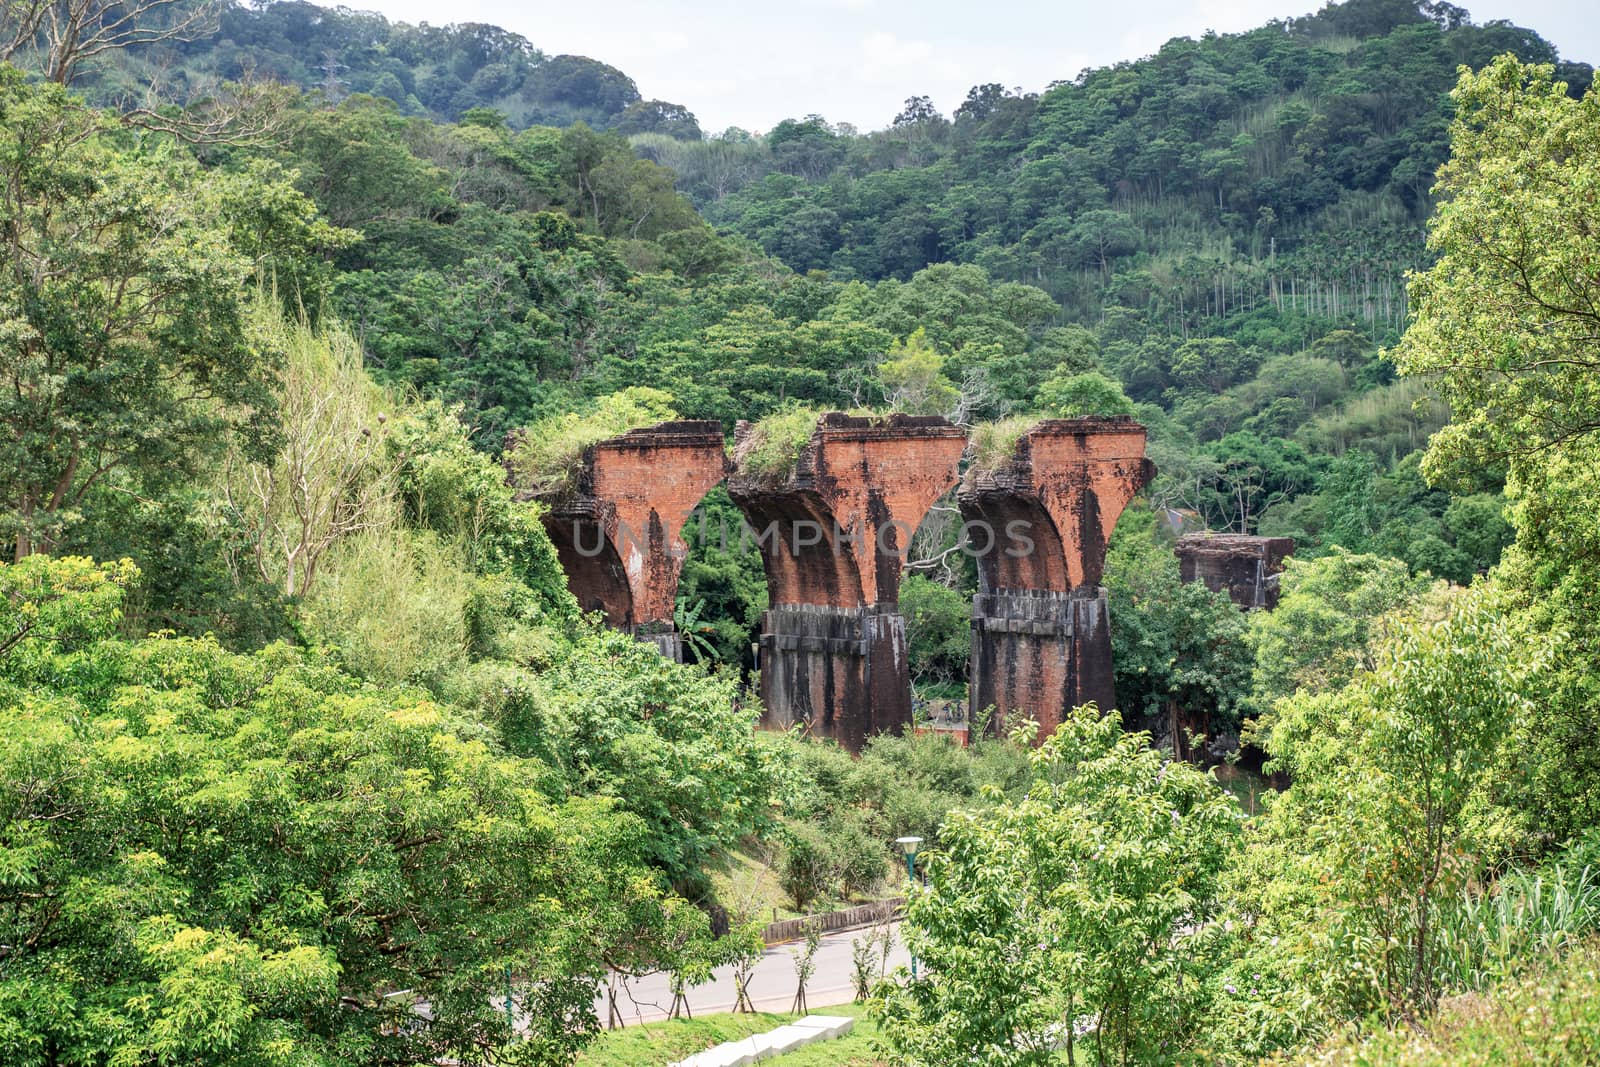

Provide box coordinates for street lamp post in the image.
[895,836,923,980]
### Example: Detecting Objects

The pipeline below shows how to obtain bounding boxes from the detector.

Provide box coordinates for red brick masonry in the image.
[728,413,967,751]
[535,421,729,658]
[960,417,1155,740]
[525,414,1157,751]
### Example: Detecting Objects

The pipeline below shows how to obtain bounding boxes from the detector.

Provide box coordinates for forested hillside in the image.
[75,0,704,134]
[4,0,1600,1062]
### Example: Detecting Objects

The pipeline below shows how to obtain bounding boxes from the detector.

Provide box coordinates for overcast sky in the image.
[343,0,1596,133]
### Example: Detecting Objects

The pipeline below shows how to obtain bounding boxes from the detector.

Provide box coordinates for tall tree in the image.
[0,0,214,84]
[1396,56,1600,482]
[0,71,344,559]
[1397,57,1600,843]
[879,706,1239,1066]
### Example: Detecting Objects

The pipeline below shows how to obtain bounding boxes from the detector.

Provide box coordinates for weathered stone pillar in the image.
[959,417,1155,740]
[1176,533,1295,610]
[728,413,967,752]
[527,421,728,660]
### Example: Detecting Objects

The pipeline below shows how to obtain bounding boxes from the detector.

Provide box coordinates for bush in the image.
[826,813,890,898]
[1036,369,1134,417]
[779,823,836,912]
[507,387,679,498]
[1298,937,1600,1066]
[735,405,822,481]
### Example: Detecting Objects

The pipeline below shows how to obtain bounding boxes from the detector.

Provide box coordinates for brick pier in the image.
[959,417,1154,740]
[728,413,967,751]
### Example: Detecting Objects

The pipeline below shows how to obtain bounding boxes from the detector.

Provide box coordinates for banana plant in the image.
[673,595,720,663]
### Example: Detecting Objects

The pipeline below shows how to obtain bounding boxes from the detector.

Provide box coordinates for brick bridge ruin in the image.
[959,418,1155,739]
[1176,533,1296,610]
[531,421,729,660]
[727,413,968,752]
[529,413,1156,750]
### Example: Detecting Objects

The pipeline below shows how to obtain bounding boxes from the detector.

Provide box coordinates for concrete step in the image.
[669,1015,856,1066]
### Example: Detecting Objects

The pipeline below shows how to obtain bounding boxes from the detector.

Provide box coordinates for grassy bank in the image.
[1293,938,1600,1065]
[578,1002,882,1066]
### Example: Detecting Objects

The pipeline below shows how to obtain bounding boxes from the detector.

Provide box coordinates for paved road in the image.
[599,922,908,1025]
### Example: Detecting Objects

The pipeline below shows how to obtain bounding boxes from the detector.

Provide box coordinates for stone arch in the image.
[728,412,968,750]
[960,417,1155,741]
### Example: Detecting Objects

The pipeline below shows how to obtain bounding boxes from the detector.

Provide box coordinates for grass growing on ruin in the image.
[968,416,1040,471]
[507,387,679,497]
[737,406,823,481]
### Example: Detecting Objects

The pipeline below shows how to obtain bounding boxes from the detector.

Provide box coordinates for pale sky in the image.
[343,0,1597,133]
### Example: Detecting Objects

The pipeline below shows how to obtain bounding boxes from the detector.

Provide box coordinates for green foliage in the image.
[224,301,399,600]
[899,574,971,690]
[1396,57,1600,486]
[388,400,578,618]
[81,3,698,133]
[1243,547,1437,742]
[1268,590,1548,1018]
[1431,834,1600,994]
[1105,512,1253,735]
[734,406,822,481]
[879,705,1241,1065]
[1394,57,1600,847]
[492,625,777,888]
[508,387,680,498]
[877,327,958,416]
[1036,368,1134,418]
[302,526,475,686]
[9,15,1600,1067]
[778,824,836,913]
[0,555,137,662]
[771,729,1032,900]
[0,69,348,559]
[0,559,654,1065]
[1288,937,1600,1067]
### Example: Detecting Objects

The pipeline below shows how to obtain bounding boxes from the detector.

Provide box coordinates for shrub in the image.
[827,814,890,898]
[779,823,836,913]
[735,405,822,482]
[507,387,679,498]
[1432,832,1600,993]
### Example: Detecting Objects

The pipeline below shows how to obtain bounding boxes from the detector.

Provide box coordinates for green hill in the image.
[76,0,702,135]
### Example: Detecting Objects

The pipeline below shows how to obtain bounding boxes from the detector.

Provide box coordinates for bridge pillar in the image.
[728,413,967,752]
[959,417,1154,740]
[1176,533,1295,610]
[527,421,728,660]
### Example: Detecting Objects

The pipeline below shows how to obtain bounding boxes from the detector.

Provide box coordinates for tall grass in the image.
[507,387,679,498]
[1431,837,1600,993]
[303,527,474,688]
[968,417,1040,471]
